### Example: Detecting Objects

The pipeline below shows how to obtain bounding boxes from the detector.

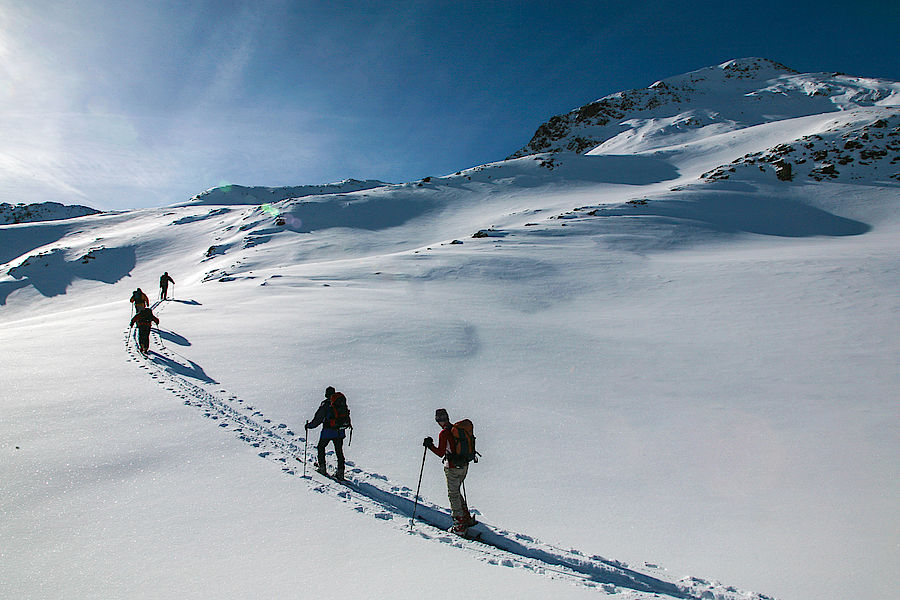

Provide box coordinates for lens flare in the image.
[259,203,301,229]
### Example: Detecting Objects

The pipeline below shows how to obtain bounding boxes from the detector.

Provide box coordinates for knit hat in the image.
[435,408,449,422]
[325,386,335,398]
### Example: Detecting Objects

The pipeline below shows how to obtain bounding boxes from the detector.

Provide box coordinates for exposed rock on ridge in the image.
[508,58,898,159]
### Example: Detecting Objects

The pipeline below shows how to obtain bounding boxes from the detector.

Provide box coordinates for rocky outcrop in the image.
[700,114,900,183]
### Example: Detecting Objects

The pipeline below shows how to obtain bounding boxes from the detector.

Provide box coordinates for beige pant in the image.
[444,464,469,518]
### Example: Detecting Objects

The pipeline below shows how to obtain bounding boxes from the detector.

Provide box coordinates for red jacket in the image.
[429,427,465,468]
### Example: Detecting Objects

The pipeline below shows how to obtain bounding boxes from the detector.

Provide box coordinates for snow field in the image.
[3,59,899,600]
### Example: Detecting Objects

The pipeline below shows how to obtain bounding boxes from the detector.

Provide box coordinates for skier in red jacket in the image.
[424,408,476,536]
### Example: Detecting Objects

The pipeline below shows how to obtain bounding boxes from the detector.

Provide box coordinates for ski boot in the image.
[450,515,470,537]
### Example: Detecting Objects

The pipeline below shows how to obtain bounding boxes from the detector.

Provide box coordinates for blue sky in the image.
[1,0,897,210]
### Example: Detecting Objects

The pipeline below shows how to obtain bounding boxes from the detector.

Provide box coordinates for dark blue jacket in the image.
[308,399,345,440]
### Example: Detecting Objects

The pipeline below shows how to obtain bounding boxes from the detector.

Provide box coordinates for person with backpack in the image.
[130,288,149,314]
[130,306,159,355]
[305,386,351,480]
[424,408,477,536]
[159,272,175,300]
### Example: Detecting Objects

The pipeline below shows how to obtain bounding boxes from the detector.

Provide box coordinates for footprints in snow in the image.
[123,313,715,598]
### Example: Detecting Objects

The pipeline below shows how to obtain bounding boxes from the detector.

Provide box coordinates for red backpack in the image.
[449,419,478,465]
[325,392,351,429]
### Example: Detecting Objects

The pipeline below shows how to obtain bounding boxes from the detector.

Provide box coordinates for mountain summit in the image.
[509,57,900,158]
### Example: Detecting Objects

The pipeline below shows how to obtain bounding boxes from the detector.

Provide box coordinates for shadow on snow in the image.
[157,328,191,347]
[149,351,217,384]
[604,188,871,238]
[1,246,136,304]
[341,478,691,598]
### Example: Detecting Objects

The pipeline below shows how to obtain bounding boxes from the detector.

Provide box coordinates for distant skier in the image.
[305,386,351,480]
[159,272,175,300]
[130,288,149,314]
[424,408,478,536]
[130,306,159,355]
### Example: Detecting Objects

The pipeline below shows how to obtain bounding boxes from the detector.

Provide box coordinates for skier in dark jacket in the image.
[130,307,159,355]
[159,272,175,300]
[130,288,149,314]
[305,386,349,480]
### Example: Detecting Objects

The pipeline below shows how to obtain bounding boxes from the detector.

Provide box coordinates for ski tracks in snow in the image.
[124,299,765,600]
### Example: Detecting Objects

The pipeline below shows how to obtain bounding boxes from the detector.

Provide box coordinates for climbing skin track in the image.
[123,299,755,600]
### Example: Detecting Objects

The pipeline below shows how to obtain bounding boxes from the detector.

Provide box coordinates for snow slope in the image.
[2,59,899,600]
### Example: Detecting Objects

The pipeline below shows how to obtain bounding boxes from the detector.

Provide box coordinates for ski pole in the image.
[303,430,309,478]
[410,446,428,527]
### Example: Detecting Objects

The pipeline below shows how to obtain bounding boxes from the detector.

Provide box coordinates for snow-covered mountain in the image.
[0,201,100,225]
[2,59,898,600]
[510,57,899,158]
[187,178,392,205]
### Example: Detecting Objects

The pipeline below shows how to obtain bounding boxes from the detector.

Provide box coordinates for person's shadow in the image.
[157,328,190,346]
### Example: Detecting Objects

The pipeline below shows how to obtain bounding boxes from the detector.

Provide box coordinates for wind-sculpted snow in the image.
[168,207,231,225]
[124,299,768,600]
[0,222,77,265]
[275,192,439,233]
[547,188,871,240]
[1,245,135,304]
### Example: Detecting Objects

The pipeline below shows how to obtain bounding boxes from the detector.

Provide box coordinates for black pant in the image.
[137,325,151,350]
[317,436,345,475]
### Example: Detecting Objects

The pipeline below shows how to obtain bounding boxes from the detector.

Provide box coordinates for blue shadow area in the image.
[157,328,190,347]
[5,246,137,300]
[339,478,690,597]
[0,223,72,265]
[150,352,217,384]
[282,194,436,233]
[561,154,681,185]
[601,190,870,237]
[0,279,32,305]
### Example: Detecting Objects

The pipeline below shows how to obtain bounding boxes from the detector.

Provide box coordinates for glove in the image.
[423,436,434,448]
[304,421,311,430]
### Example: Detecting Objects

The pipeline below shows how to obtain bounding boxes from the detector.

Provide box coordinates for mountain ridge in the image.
[508,57,900,159]
[0,201,101,225]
